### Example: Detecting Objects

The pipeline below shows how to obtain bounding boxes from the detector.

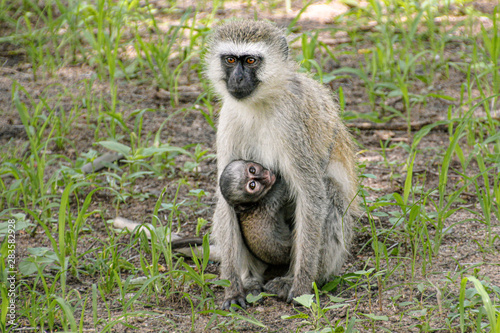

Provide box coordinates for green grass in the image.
[1,0,499,331]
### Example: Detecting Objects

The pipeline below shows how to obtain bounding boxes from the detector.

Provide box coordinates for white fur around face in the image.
[214,41,270,58]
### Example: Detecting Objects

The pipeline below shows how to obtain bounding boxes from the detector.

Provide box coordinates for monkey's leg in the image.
[263,275,293,300]
[241,257,267,296]
[223,251,265,309]
[290,179,328,303]
[265,178,328,302]
[317,186,353,282]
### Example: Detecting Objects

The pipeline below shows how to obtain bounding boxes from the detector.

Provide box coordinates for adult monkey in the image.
[205,19,358,310]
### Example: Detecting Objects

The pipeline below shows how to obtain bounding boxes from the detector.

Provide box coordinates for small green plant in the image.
[176,235,220,316]
[479,7,500,109]
[201,301,266,331]
[195,217,209,237]
[283,282,355,332]
[300,32,325,82]
[459,277,500,333]
[181,144,216,175]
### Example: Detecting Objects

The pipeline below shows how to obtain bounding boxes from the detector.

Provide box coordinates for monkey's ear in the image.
[281,36,289,59]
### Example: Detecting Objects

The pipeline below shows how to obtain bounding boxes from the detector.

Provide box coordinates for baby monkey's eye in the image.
[226,57,236,64]
[249,166,256,174]
[249,181,256,190]
[246,57,256,64]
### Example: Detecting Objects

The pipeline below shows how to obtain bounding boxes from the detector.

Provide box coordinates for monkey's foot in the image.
[246,284,265,304]
[287,282,312,304]
[222,279,264,310]
[244,278,263,296]
[263,276,293,300]
[222,294,247,311]
[247,287,263,297]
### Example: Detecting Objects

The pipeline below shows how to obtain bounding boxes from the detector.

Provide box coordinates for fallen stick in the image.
[112,217,220,262]
[81,152,124,174]
[348,116,500,131]
[0,124,26,139]
[348,120,440,131]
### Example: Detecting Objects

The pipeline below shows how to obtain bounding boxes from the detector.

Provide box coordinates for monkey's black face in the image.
[221,55,261,99]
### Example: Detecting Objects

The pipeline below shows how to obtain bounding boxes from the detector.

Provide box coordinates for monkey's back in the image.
[238,208,292,266]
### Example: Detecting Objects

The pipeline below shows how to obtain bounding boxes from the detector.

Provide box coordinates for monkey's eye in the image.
[248,181,256,190]
[226,57,236,64]
[249,166,256,174]
[246,57,256,65]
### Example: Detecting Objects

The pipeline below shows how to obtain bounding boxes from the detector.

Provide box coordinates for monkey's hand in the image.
[245,278,264,300]
[263,276,293,300]
[221,272,248,310]
[222,295,247,311]
[222,283,263,310]
[287,281,312,304]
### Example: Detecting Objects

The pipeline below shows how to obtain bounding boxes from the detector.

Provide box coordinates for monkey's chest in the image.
[232,121,284,168]
[219,102,286,167]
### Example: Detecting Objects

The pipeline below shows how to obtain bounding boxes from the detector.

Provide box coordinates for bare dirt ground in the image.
[1,1,499,332]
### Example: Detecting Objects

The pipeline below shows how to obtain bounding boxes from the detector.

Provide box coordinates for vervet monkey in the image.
[205,19,358,309]
[219,160,293,266]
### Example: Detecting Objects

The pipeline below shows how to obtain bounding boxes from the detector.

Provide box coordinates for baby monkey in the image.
[219,160,293,266]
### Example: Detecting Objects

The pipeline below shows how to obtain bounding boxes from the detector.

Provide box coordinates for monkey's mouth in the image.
[228,88,254,100]
[226,79,261,100]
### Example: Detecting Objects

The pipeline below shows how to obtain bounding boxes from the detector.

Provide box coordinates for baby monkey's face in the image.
[243,161,276,199]
[219,160,276,205]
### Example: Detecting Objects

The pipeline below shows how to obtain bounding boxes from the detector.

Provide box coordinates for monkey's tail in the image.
[170,237,204,249]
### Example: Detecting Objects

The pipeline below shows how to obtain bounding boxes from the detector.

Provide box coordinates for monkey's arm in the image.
[214,131,271,309]
[212,194,249,309]
[261,177,290,209]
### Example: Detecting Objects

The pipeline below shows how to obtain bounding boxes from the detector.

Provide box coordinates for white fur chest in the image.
[217,99,282,170]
